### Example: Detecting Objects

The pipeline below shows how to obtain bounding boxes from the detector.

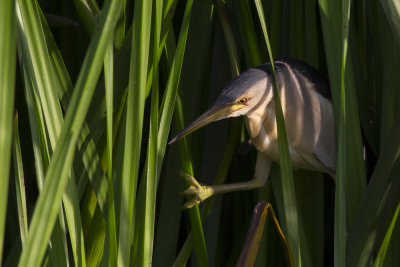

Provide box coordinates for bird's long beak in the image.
[168,104,241,145]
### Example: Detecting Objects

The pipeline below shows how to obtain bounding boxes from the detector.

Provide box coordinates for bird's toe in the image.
[179,171,214,208]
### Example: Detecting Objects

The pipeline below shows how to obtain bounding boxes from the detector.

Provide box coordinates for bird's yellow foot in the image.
[179,171,214,209]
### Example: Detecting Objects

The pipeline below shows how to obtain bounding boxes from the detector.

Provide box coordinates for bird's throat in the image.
[244,106,278,153]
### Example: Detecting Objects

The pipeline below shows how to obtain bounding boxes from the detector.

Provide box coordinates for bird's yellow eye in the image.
[238,97,248,105]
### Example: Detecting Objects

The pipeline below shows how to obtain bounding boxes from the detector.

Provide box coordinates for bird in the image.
[169,58,337,208]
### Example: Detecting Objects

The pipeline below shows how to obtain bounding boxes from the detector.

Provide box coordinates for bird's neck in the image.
[244,102,277,152]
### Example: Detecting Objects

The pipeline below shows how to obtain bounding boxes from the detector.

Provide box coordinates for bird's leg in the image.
[181,152,272,209]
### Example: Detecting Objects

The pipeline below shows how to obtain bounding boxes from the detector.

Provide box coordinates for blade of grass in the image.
[304,0,321,68]
[84,30,132,139]
[12,114,29,246]
[158,1,209,263]
[39,7,109,214]
[233,0,262,66]
[172,114,240,265]
[4,240,22,267]
[21,66,46,189]
[85,206,106,266]
[334,0,352,265]
[173,234,194,266]
[232,2,326,264]
[104,39,117,267]
[346,111,400,266]
[374,203,400,267]
[379,0,400,46]
[37,1,127,263]
[347,2,376,158]
[216,1,240,76]
[174,95,209,266]
[16,1,90,265]
[158,0,208,266]
[72,0,100,35]
[154,1,212,263]
[265,0,282,56]
[155,145,184,266]
[198,3,243,263]
[269,2,326,264]
[114,0,126,49]
[288,1,306,60]
[254,1,311,266]
[136,0,162,264]
[63,173,87,267]
[0,0,16,262]
[318,0,366,228]
[17,0,122,265]
[117,0,153,264]
[16,0,63,148]
[173,20,242,262]
[19,53,70,267]
[373,3,400,149]
[176,0,215,138]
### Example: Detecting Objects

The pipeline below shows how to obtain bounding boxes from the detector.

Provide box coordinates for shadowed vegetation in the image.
[0,0,399,266]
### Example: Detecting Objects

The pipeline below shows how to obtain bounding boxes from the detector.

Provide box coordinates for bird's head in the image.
[168,65,272,144]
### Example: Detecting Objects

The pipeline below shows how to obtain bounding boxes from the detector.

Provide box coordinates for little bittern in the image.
[169,58,337,208]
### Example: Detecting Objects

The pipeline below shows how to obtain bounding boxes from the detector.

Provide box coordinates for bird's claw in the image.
[179,171,214,209]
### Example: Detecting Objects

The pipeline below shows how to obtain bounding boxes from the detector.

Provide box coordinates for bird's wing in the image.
[276,58,336,173]
[314,95,337,172]
[275,58,332,100]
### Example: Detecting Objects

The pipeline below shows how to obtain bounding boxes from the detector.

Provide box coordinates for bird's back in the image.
[255,58,331,99]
